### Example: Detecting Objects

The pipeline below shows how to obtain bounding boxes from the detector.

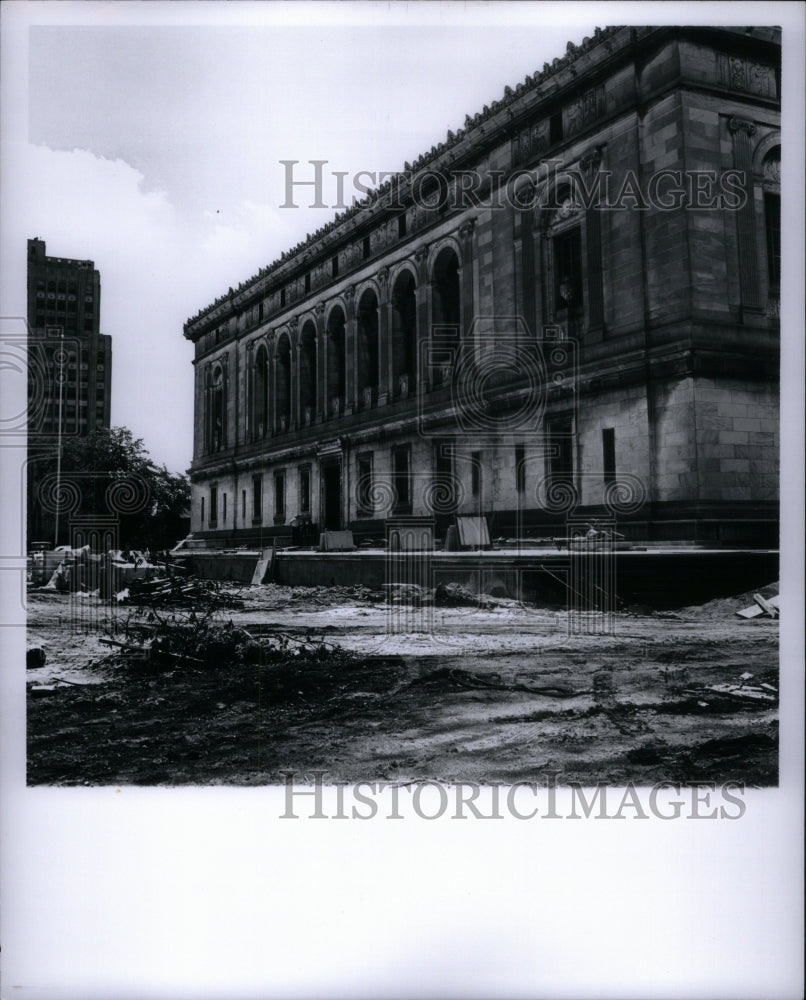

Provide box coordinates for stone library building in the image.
[183,25,780,551]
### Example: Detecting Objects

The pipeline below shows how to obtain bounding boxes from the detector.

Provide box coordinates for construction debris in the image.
[737,593,781,619]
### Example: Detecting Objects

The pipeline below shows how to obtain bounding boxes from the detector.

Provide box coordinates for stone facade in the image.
[184,26,780,547]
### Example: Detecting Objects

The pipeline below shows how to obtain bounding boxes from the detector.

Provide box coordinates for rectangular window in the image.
[547,419,574,487]
[550,111,563,144]
[398,213,407,239]
[602,428,616,485]
[392,446,411,511]
[201,496,205,524]
[331,256,339,278]
[253,476,262,522]
[222,492,227,523]
[471,451,482,497]
[765,192,781,287]
[299,466,311,513]
[304,272,311,294]
[362,235,371,260]
[357,454,373,516]
[242,489,246,522]
[433,439,456,512]
[554,229,583,314]
[280,287,286,308]
[274,471,285,522]
[210,485,218,525]
[515,445,526,494]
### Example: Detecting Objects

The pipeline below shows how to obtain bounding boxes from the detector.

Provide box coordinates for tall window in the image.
[253,475,262,523]
[356,290,379,405]
[274,471,285,523]
[547,419,574,487]
[209,365,225,452]
[471,451,482,498]
[299,321,317,421]
[433,439,457,513]
[299,466,311,514]
[391,270,417,397]
[209,485,218,525]
[765,192,781,289]
[392,446,411,512]
[357,454,374,516]
[515,445,526,494]
[602,428,616,486]
[275,334,292,431]
[253,344,269,440]
[326,306,346,416]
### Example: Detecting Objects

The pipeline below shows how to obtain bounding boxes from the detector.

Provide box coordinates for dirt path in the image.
[26,586,779,786]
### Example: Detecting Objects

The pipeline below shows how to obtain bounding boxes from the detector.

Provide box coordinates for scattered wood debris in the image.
[736,593,781,619]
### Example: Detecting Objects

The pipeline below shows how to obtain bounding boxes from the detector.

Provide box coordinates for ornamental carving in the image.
[717,53,777,98]
[514,120,551,165]
[728,117,757,137]
[563,86,605,137]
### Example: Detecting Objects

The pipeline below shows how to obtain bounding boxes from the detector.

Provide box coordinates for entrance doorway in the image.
[321,463,342,530]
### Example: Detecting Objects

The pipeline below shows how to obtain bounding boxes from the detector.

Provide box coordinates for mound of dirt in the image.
[676,582,779,619]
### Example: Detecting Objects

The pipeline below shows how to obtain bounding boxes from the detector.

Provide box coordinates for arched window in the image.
[210,364,224,452]
[356,289,379,407]
[431,247,460,337]
[326,306,346,417]
[253,344,269,440]
[545,188,584,332]
[299,321,317,424]
[391,270,417,398]
[275,334,291,432]
[762,146,780,317]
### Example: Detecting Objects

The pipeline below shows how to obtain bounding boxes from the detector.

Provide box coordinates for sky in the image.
[1,3,610,473]
[0,1,793,474]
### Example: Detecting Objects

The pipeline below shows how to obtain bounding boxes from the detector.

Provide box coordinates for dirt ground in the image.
[26,582,780,786]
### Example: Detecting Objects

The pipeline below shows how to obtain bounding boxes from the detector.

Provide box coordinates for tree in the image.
[27,426,190,550]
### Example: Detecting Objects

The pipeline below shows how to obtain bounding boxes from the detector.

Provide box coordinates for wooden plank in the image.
[753,593,780,618]
[736,594,779,618]
[455,516,490,548]
[250,547,274,586]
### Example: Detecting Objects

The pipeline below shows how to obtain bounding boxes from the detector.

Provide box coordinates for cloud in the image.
[2,143,275,472]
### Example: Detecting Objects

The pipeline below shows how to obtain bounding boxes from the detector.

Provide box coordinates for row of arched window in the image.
[204,245,461,451]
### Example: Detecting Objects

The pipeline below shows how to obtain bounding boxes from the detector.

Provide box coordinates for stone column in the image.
[414,246,429,390]
[288,316,302,430]
[315,302,326,423]
[581,147,605,337]
[458,219,476,340]
[245,341,254,442]
[221,352,229,449]
[729,117,762,312]
[377,268,390,406]
[344,286,356,415]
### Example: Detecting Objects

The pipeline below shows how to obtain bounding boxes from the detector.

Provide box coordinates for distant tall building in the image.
[26,237,113,542]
